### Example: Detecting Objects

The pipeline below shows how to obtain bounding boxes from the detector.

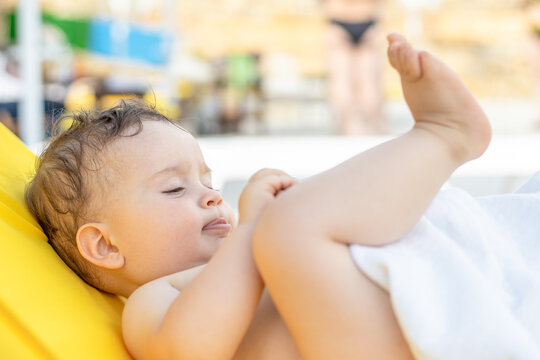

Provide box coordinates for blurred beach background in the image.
[1,0,539,208]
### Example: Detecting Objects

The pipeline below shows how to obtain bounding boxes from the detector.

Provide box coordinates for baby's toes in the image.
[387,42,402,71]
[387,39,422,81]
[399,45,422,81]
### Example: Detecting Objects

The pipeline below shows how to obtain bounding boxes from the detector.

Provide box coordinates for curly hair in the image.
[25,100,175,289]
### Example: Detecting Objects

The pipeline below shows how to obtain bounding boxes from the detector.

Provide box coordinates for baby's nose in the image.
[202,189,223,208]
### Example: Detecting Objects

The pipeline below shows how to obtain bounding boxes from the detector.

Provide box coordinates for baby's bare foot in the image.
[387,33,491,164]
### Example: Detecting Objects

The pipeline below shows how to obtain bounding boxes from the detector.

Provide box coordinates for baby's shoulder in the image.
[125,276,178,312]
[126,264,205,309]
[122,266,205,358]
[122,276,180,359]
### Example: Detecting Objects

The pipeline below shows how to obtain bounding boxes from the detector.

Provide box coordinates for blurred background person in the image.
[322,0,386,135]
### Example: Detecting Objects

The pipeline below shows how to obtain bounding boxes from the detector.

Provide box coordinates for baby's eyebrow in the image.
[148,164,190,181]
[149,163,211,182]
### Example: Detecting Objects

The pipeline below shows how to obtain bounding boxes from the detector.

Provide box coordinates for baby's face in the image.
[101,121,235,286]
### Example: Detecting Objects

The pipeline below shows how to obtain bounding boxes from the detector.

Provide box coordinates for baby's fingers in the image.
[249,169,297,195]
[248,168,288,182]
[267,173,298,195]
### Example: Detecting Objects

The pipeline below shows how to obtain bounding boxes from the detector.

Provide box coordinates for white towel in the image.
[350,173,540,359]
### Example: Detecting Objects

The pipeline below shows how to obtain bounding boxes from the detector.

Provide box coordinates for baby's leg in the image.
[253,34,491,358]
[256,231,414,359]
[259,34,490,249]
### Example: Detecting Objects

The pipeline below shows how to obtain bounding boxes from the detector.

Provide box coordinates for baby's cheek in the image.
[224,203,238,227]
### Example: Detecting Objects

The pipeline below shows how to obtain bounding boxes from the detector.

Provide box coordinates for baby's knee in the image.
[253,202,283,263]
[252,200,301,272]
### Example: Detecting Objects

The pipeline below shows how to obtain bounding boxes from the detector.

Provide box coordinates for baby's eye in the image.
[204,184,219,192]
[163,187,185,194]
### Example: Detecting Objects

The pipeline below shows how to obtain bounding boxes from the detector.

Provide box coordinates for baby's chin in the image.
[204,235,229,258]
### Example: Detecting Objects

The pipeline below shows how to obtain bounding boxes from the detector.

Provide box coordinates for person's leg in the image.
[354,25,386,133]
[326,23,360,135]
[254,34,491,358]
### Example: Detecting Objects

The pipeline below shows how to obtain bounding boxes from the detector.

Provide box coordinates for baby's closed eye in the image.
[163,187,186,194]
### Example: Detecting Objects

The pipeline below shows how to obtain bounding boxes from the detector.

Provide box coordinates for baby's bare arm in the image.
[123,169,296,360]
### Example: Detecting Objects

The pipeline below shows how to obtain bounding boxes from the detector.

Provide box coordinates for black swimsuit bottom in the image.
[330,19,376,45]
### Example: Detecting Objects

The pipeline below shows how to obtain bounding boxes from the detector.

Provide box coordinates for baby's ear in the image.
[76,223,124,269]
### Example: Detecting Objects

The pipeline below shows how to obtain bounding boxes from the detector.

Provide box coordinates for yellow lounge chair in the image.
[0,124,131,359]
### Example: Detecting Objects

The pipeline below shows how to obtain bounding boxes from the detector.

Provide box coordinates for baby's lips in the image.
[202,218,232,232]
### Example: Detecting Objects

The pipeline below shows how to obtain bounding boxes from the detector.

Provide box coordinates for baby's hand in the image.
[238,169,297,225]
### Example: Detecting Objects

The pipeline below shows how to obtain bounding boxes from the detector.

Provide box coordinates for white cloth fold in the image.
[350,173,540,359]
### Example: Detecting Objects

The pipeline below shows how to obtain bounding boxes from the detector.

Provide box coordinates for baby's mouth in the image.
[202,218,232,232]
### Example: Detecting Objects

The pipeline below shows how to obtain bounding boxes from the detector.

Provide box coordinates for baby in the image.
[26,33,503,359]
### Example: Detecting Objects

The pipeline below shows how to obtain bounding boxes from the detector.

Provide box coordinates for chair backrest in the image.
[0,124,131,359]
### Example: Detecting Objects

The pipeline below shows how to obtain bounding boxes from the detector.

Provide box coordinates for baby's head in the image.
[26,101,235,297]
